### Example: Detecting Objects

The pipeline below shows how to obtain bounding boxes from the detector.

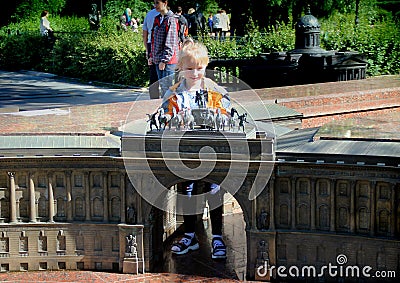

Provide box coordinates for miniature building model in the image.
[208,7,367,88]
[0,125,399,281]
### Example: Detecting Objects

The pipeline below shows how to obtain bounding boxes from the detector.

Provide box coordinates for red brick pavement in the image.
[0,100,160,135]
[0,271,246,283]
[0,75,399,138]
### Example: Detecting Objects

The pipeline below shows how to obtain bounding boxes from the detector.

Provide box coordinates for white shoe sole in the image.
[212,253,227,259]
[211,248,227,259]
[172,243,199,255]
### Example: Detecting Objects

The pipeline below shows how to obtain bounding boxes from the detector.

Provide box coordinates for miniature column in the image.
[251,198,257,230]
[370,181,376,236]
[29,172,37,222]
[269,176,275,230]
[290,177,296,229]
[310,178,316,231]
[330,179,336,232]
[8,172,17,223]
[390,182,396,237]
[350,181,356,233]
[120,171,126,223]
[65,171,73,221]
[48,173,55,222]
[103,172,109,222]
[84,172,91,221]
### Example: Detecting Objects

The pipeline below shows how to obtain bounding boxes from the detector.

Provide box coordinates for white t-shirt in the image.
[40,17,51,36]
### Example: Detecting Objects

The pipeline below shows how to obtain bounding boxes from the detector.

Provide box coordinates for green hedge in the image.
[0,29,147,86]
[320,11,400,76]
[51,31,147,86]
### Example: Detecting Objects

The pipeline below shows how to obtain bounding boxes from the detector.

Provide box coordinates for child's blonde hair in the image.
[177,39,209,71]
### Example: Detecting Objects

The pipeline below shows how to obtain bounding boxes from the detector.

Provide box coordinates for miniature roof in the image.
[0,135,120,149]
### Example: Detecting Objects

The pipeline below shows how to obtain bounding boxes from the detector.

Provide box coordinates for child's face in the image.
[181,56,206,87]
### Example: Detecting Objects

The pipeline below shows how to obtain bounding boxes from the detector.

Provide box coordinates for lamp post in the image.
[355,0,360,26]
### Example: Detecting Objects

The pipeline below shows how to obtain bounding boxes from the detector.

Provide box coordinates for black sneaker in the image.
[171,235,199,255]
[211,237,227,259]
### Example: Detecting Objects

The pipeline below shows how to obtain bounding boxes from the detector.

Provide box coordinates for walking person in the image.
[208,13,213,35]
[212,10,223,40]
[161,39,230,259]
[175,6,188,46]
[40,10,54,41]
[142,6,160,98]
[220,10,230,40]
[149,0,180,96]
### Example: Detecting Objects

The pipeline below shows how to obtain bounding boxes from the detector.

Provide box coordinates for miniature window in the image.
[74,174,83,187]
[38,175,47,188]
[56,175,64,187]
[111,174,119,187]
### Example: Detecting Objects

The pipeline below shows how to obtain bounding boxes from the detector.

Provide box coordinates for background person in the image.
[220,9,230,40]
[187,3,206,36]
[40,10,54,40]
[212,10,222,40]
[149,0,179,96]
[142,6,160,99]
[122,8,139,32]
[175,6,188,45]
[208,13,213,34]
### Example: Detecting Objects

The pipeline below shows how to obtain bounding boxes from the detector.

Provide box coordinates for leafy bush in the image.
[13,0,67,21]
[0,32,50,71]
[51,31,147,86]
[104,0,152,22]
[320,9,400,76]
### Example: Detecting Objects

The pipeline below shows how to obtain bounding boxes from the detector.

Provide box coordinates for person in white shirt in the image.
[212,10,223,40]
[220,10,230,40]
[40,10,54,39]
[142,7,160,98]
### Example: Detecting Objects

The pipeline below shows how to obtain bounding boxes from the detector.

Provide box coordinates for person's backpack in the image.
[176,14,188,43]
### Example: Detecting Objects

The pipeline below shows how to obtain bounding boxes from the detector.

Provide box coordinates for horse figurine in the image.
[195,89,208,108]
[157,107,168,131]
[182,108,194,130]
[215,108,227,131]
[237,112,247,132]
[229,108,239,131]
[206,109,216,130]
[195,90,203,108]
[146,112,159,131]
[170,107,183,130]
[202,90,209,108]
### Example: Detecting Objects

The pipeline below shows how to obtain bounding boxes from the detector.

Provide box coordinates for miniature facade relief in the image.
[125,234,138,258]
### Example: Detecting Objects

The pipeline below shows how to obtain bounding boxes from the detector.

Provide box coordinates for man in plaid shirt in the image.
[149,0,179,96]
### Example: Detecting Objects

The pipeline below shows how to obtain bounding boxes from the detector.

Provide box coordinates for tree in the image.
[13,0,67,20]
[377,0,400,20]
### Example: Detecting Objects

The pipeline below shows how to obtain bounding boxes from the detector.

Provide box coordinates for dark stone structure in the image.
[208,7,367,89]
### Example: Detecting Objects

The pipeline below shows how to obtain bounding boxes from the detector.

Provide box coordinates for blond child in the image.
[161,39,230,121]
[161,39,228,259]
